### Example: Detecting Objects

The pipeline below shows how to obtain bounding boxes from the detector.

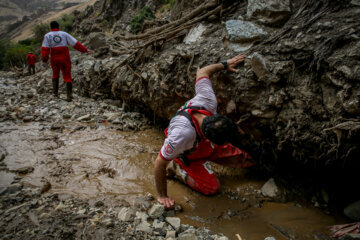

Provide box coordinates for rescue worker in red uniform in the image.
[41,21,93,101]
[154,54,256,209]
[26,52,36,75]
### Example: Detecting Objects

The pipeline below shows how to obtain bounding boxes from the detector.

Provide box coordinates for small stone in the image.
[118,207,135,222]
[62,114,71,119]
[261,178,279,198]
[39,213,51,219]
[77,209,86,214]
[264,237,276,240]
[178,232,198,240]
[166,230,176,239]
[55,203,67,211]
[152,219,166,231]
[136,221,152,233]
[94,200,104,207]
[23,116,34,122]
[136,211,149,222]
[101,218,114,228]
[216,237,229,240]
[50,123,64,130]
[77,114,91,121]
[148,204,165,218]
[166,217,181,231]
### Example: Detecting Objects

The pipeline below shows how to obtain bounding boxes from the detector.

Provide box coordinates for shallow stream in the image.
[0,121,343,239]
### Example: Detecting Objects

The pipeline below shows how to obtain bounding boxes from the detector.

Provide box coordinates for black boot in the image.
[52,78,59,97]
[66,82,73,102]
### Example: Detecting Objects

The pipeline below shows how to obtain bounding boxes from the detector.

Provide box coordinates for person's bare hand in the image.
[157,196,175,209]
[87,49,94,54]
[227,54,246,73]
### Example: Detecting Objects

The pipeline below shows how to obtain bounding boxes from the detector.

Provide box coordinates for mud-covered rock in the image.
[247,0,291,26]
[344,200,360,221]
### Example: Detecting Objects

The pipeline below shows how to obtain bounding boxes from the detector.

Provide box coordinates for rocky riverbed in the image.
[0,70,349,240]
[0,70,232,239]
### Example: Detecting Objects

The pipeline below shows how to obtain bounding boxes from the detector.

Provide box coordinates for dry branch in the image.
[118,0,219,40]
[126,64,143,80]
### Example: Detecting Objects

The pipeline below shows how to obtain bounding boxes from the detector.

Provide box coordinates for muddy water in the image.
[0,121,341,239]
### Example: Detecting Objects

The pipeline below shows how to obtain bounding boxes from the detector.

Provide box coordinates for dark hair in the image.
[50,21,59,29]
[201,114,239,145]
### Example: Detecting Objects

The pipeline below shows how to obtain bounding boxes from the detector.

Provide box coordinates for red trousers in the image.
[50,56,72,83]
[173,143,254,195]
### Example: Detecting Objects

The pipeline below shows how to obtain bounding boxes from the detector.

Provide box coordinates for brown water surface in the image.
[0,121,341,239]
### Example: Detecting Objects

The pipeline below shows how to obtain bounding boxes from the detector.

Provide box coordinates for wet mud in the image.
[0,120,344,239]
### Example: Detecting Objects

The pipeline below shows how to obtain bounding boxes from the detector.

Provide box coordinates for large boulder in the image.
[247,0,291,26]
[225,19,268,43]
[225,19,268,52]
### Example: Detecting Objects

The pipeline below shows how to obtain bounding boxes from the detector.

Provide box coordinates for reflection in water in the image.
[0,122,342,239]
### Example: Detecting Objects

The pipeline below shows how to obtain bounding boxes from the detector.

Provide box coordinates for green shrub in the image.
[59,14,75,33]
[3,44,32,69]
[18,38,33,46]
[31,22,49,44]
[101,19,109,27]
[130,6,155,33]
[164,0,175,9]
[0,39,11,70]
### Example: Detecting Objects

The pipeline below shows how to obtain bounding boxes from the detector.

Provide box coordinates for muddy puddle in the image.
[0,121,342,239]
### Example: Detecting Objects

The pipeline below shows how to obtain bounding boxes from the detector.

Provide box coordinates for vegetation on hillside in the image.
[0,39,32,70]
[130,6,155,33]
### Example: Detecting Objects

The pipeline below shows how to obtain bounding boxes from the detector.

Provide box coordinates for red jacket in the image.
[26,53,37,65]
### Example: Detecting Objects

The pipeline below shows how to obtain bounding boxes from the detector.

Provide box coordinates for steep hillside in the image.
[0,0,92,39]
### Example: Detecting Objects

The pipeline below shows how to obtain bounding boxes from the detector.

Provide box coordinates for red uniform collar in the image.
[51,28,60,31]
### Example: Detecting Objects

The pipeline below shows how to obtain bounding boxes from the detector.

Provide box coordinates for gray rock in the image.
[136,221,152,233]
[136,211,149,222]
[226,100,236,114]
[344,200,360,221]
[247,0,291,26]
[148,204,165,218]
[261,178,279,197]
[215,237,229,240]
[118,207,135,222]
[50,123,64,130]
[251,52,268,80]
[165,230,176,239]
[166,217,181,232]
[152,219,166,231]
[179,232,198,240]
[225,20,268,43]
[77,114,91,121]
[23,116,34,122]
[134,196,151,210]
[87,32,108,49]
[264,237,276,240]
[184,24,207,44]
[101,218,114,228]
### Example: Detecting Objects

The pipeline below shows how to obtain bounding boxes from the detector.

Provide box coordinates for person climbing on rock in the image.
[26,52,36,75]
[154,54,256,209]
[41,21,93,101]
